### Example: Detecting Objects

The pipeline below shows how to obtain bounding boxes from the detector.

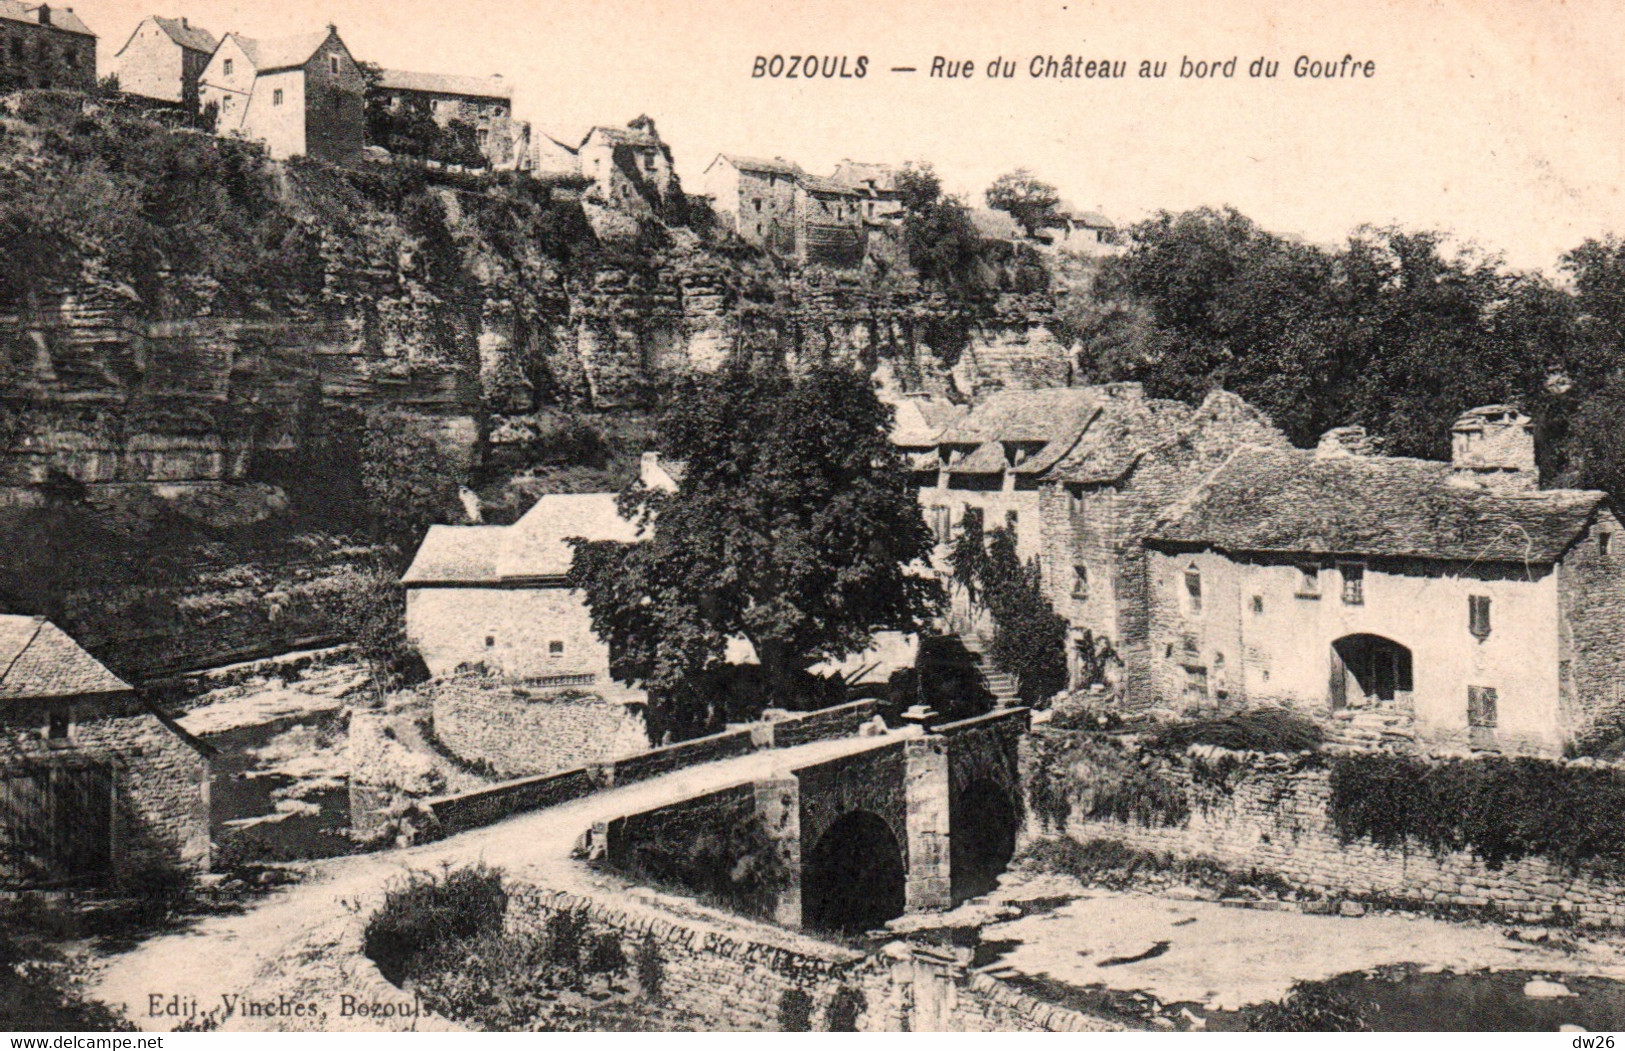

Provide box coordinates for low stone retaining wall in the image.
[1054,738,1625,927]
[502,882,1120,1032]
[430,677,649,779]
[426,700,880,836]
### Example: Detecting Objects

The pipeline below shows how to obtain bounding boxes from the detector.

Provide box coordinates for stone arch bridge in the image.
[597,708,1030,933]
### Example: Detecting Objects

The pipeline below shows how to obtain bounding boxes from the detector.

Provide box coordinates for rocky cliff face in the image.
[0,94,1074,510]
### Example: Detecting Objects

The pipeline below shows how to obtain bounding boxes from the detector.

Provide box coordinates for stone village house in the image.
[1143,407,1625,758]
[198,24,365,163]
[369,68,530,170]
[907,383,1289,697]
[112,13,216,112]
[0,1,94,93]
[701,154,867,265]
[0,616,211,887]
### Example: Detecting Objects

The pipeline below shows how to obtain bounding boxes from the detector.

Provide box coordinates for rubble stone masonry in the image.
[1057,743,1625,927]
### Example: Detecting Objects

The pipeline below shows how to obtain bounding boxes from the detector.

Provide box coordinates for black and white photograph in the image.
[1,0,1624,1036]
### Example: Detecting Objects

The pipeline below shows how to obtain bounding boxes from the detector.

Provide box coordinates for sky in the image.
[74,0,1625,275]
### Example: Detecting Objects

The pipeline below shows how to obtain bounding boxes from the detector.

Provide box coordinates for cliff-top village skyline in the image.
[39,0,1625,275]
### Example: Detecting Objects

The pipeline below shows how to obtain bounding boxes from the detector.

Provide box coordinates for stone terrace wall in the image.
[501,883,1120,1032]
[1057,741,1625,927]
[430,678,649,779]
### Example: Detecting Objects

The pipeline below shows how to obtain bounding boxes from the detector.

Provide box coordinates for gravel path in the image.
[90,730,905,1032]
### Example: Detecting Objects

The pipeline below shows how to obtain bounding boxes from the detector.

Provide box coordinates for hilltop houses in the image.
[198,24,365,163]
[369,68,530,169]
[0,1,95,92]
[702,154,866,265]
[113,13,215,111]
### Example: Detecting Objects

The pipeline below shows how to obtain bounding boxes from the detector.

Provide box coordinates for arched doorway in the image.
[1330,634,1414,710]
[802,810,906,933]
[950,778,1019,903]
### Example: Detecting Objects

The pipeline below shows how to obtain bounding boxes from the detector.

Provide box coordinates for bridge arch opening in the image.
[803,810,905,933]
[1330,633,1413,710]
[951,777,1019,903]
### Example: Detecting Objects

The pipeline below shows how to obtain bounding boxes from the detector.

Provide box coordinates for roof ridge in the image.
[0,616,47,693]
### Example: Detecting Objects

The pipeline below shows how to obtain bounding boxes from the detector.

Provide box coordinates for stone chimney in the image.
[1315,425,1375,459]
[640,451,679,493]
[1449,405,1537,492]
[36,4,51,26]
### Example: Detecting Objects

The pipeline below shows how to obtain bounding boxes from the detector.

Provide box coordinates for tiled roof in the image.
[1052,199,1114,228]
[585,125,658,148]
[0,2,94,36]
[1148,447,1608,564]
[376,68,512,100]
[717,154,801,176]
[152,14,216,53]
[400,525,507,585]
[233,29,333,73]
[1054,394,1193,483]
[0,617,131,701]
[830,160,900,192]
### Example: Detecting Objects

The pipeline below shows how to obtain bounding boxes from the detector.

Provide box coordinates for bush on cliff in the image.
[1144,708,1324,753]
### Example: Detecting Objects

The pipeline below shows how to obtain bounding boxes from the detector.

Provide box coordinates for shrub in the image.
[1327,752,1625,873]
[635,937,664,1001]
[585,933,626,975]
[615,811,792,919]
[1249,982,1371,1032]
[1027,732,1190,831]
[779,989,814,1032]
[826,986,866,1032]
[362,862,507,982]
[544,907,589,968]
[1144,708,1324,753]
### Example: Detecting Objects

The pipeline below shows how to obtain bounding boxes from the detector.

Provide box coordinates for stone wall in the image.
[1055,738,1625,927]
[0,695,211,883]
[428,676,649,779]
[500,882,1119,1031]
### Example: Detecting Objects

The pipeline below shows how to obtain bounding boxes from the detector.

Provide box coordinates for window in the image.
[549,640,565,656]
[1468,685,1498,729]
[272,88,283,106]
[1251,595,1264,614]
[1602,532,1613,556]
[1340,562,1365,605]
[329,55,340,74]
[222,58,233,75]
[1469,595,1492,640]
[1296,565,1320,598]
[1183,566,1203,615]
[1072,565,1088,600]
[930,506,950,544]
[477,128,489,146]
[64,48,75,67]
[47,708,70,740]
[1005,510,1018,531]
[484,635,494,648]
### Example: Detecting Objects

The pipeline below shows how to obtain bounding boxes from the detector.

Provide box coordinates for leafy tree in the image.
[359,409,467,550]
[950,524,1067,705]
[893,161,982,291]
[567,361,942,723]
[985,168,1060,237]
[331,562,425,698]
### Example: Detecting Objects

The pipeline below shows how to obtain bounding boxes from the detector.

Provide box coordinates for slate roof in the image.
[1054,394,1193,483]
[151,15,216,53]
[1052,199,1114,229]
[831,160,900,193]
[0,617,131,701]
[797,173,859,197]
[716,154,801,176]
[585,125,659,148]
[405,495,646,586]
[0,2,94,36]
[889,395,967,448]
[232,29,334,73]
[376,68,511,100]
[934,388,1104,476]
[1148,446,1609,564]
[401,525,507,585]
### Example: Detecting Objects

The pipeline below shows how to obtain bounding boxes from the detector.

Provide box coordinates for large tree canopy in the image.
[567,362,942,724]
[985,168,1061,238]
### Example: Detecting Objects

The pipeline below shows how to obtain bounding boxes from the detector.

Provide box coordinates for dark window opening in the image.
[1469,595,1492,640]
[484,635,494,648]
[1251,595,1264,614]
[1340,562,1365,605]
[1183,567,1202,614]
[1072,565,1088,600]
[1602,532,1613,556]
[548,640,564,656]
[47,709,70,740]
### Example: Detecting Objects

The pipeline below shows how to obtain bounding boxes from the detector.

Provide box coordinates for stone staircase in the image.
[960,632,1022,707]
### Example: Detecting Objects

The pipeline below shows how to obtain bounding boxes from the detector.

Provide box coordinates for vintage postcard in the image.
[1,0,1624,1037]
